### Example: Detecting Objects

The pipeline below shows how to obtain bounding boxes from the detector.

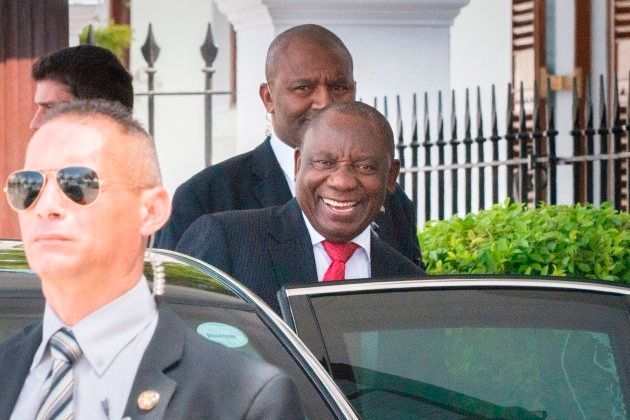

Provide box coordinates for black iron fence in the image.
[377,75,630,224]
[85,23,232,166]
[86,25,628,222]
[86,23,234,166]
[135,23,233,166]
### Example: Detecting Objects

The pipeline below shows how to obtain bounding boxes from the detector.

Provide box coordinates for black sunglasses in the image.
[4,166,147,212]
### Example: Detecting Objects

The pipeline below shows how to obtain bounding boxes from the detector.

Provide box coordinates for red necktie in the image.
[322,240,359,281]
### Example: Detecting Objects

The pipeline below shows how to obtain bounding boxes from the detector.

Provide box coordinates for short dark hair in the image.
[265,24,353,81]
[306,101,395,159]
[32,45,134,110]
[45,99,161,186]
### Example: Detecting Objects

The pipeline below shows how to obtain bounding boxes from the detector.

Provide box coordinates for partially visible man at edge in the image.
[0,100,302,419]
[30,45,133,130]
[158,24,423,267]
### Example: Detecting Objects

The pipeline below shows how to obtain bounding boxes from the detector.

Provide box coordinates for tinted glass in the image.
[304,288,630,419]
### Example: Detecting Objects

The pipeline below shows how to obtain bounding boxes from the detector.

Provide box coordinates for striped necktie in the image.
[36,328,82,420]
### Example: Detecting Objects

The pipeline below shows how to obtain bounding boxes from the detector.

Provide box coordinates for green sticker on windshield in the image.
[197,322,249,348]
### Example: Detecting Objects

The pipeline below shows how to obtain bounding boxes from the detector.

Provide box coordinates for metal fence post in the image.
[612,74,623,210]
[518,82,530,205]
[546,78,558,205]
[396,95,406,191]
[141,23,160,138]
[436,92,446,220]
[200,24,219,166]
[475,86,486,210]
[411,94,421,215]
[450,91,459,216]
[505,84,516,203]
[490,85,501,204]
[570,78,582,204]
[584,77,595,203]
[598,75,609,204]
[421,93,431,222]
[463,89,473,213]
[532,81,544,207]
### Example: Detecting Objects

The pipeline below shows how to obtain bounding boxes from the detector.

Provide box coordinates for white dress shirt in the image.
[11,277,158,420]
[302,211,372,281]
[269,132,297,196]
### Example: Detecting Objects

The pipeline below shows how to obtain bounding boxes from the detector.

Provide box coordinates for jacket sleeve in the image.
[157,182,207,250]
[175,214,232,274]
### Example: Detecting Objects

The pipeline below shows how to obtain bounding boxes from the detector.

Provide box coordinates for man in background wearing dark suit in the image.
[30,45,134,130]
[0,100,302,419]
[158,24,422,266]
[176,101,425,314]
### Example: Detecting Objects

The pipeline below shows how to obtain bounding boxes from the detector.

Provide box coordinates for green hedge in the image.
[418,201,630,282]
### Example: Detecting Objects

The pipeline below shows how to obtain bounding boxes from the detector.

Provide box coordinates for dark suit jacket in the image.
[0,306,303,420]
[176,199,425,313]
[159,137,422,266]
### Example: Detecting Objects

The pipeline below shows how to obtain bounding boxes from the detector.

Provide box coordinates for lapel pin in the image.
[138,390,160,411]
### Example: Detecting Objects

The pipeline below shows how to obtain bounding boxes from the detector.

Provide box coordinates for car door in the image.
[279,276,630,419]
[0,245,358,420]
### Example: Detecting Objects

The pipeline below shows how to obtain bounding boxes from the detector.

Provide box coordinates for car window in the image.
[300,287,630,419]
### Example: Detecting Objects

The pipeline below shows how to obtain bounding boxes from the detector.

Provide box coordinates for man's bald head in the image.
[44,100,162,188]
[265,24,353,82]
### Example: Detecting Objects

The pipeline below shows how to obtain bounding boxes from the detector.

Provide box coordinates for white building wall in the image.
[549,0,575,205]
[68,1,110,46]
[448,0,511,218]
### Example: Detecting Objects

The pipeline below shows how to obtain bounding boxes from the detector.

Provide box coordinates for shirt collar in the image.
[33,276,157,376]
[269,132,297,193]
[301,211,372,259]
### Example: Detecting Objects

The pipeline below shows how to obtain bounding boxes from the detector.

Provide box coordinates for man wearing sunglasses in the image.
[0,100,302,419]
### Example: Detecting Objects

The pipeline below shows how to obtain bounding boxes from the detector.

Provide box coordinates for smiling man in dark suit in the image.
[176,101,425,314]
[158,24,422,267]
[0,100,302,419]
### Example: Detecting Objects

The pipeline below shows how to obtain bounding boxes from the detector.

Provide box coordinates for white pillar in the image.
[216,0,469,154]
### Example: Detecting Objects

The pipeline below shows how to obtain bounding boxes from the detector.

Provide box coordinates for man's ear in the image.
[294,148,302,181]
[387,159,401,194]
[139,187,171,237]
[259,83,274,113]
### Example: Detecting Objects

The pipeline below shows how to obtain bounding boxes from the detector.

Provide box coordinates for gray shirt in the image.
[11,277,158,420]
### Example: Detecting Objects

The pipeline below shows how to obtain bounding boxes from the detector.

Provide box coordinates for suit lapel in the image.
[251,137,293,208]
[123,308,183,419]
[269,199,318,288]
[0,323,42,416]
